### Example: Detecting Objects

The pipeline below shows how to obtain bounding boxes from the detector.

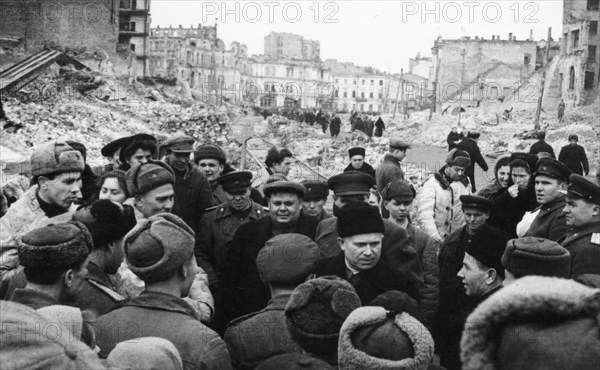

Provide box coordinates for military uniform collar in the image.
[383,154,400,165]
[215,201,265,221]
[535,194,566,213]
[127,291,201,321]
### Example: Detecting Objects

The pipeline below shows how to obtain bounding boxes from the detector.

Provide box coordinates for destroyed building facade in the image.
[554,0,599,106]
[0,0,118,57]
[264,32,320,61]
[431,34,539,106]
[118,0,151,77]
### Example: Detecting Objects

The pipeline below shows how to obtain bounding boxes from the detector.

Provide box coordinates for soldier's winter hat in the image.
[446,149,471,168]
[338,307,434,370]
[18,221,92,270]
[381,180,415,202]
[257,234,319,286]
[502,237,571,279]
[285,276,361,355]
[30,142,85,177]
[124,213,195,283]
[126,160,175,196]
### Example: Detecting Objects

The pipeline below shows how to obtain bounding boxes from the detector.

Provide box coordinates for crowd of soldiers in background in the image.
[0,111,599,369]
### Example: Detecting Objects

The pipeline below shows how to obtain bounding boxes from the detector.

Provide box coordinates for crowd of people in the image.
[0,124,599,370]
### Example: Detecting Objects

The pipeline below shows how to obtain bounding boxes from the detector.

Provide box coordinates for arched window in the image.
[568,66,575,90]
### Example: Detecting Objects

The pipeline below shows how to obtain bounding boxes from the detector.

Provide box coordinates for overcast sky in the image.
[151,0,564,73]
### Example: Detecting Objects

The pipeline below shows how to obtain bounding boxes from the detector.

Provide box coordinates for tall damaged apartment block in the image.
[555,0,599,106]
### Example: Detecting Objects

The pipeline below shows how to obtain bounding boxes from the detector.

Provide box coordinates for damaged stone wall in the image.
[0,0,118,57]
[432,37,538,104]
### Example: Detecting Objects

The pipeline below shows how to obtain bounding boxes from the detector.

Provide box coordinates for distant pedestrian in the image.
[456,131,488,192]
[559,134,589,175]
[329,113,341,138]
[446,127,464,151]
[374,116,385,137]
[529,130,555,158]
[557,98,566,122]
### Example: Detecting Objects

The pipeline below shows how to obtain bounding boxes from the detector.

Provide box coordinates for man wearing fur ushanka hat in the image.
[314,202,420,305]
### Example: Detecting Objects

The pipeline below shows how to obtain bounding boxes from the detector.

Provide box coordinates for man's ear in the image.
[559,182,568,190]
[63,270,74,288]
[485,268,498,284]
[383,200,390,209]
[337,237,345,251]
[38,176,48,190]
[592,204,600,216]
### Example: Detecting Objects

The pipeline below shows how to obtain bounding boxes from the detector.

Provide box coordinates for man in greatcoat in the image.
[95,214,232,369]
[559,174,600,278]
[221,181,319,324]
[224,234,317,369]
[8,222,91,310]
[437,195,510,370]
[315,172,423,286]
[163,135,215,234]
[559,134,589,176]
[314,202,420,305]
[523,158,571,241]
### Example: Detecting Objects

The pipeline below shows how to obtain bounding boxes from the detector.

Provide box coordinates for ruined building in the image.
[0,0,118,57]
[553,0,599,106]
[323,60,429,114]
[264,32,320,61]
[118,0,151,77]
[149,24,252,102]
[431,34,539,106]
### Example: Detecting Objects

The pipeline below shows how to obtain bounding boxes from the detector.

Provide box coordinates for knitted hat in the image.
[285,276,361,355]
[124,213,195,283]
[30,141,85,177]
[348,147,366,158]
[0,301,109,369]
[445,149,471,168]
[194,144,226,164]
[126,160,175,196]
[461,276,600,370]
[107,337,183,370]
[256,353,334,370]
[337,202,384,238]
[338,307,434,370]
[502,237,571,278]
[302,180,329,202]
[17,221,92,270]
[369,291,424,324]
[73,199,138,247]
[257,234,319,286]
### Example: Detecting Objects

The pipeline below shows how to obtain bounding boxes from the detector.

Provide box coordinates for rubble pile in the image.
[1,72,250,178]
